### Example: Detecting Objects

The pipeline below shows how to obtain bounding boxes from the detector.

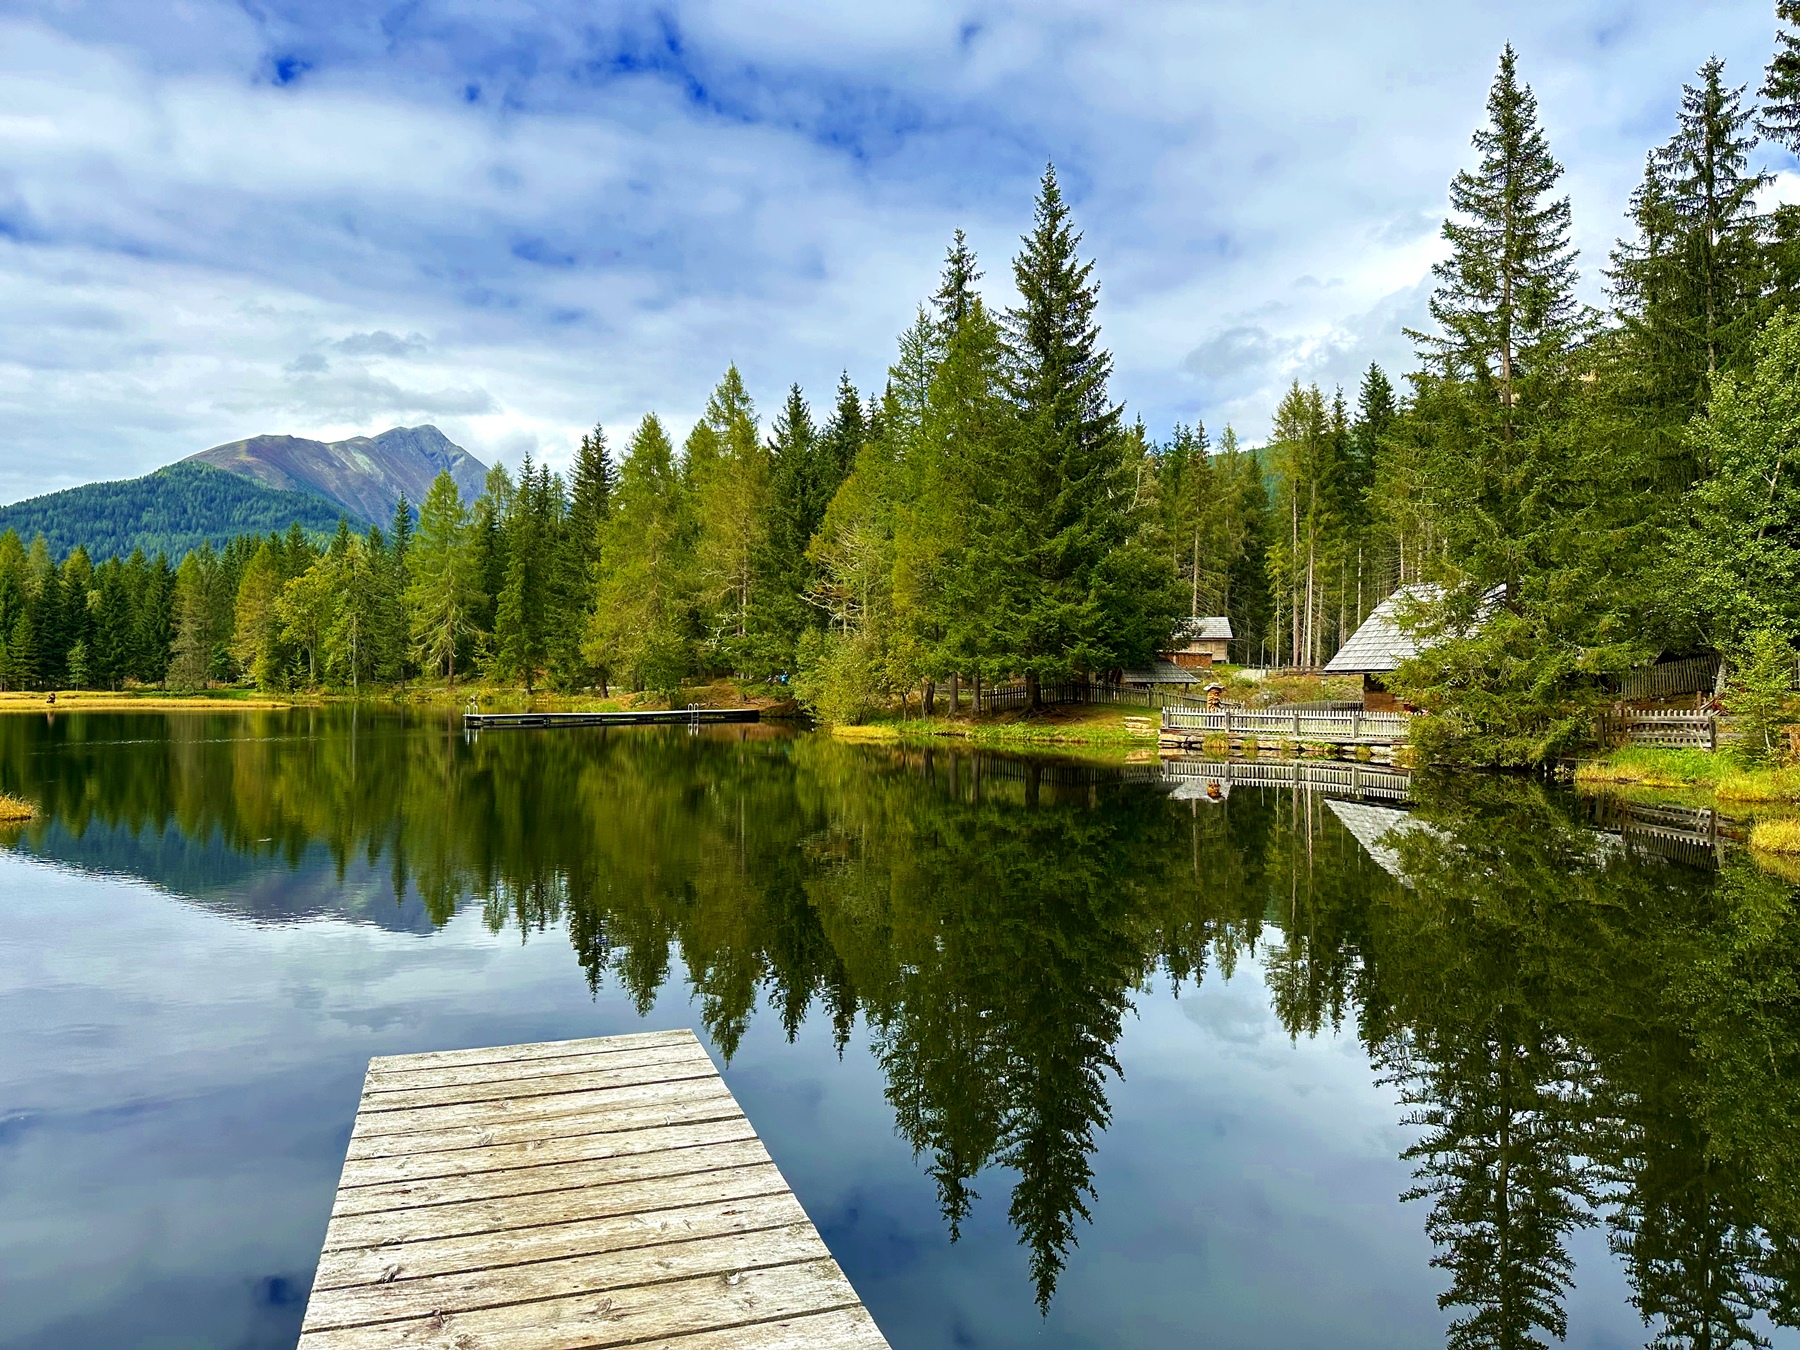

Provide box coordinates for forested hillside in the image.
[0,463,354,561]
[11,9,1800,769]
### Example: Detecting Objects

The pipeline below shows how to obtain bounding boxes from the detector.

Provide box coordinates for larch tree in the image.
[586,414,695,704]
[687,366,768,668]
[406,470,481,685]
[232,541,286,690]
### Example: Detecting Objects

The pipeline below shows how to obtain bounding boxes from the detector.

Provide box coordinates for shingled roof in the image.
[1324,587,1430,675]
[1173,616,1233,643]
[1117,658,1203,685]
[1325,583,1502,675]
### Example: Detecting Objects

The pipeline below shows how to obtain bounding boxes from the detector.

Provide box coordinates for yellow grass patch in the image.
[1716,768,1800,803]
[1751,818,1800,855]
[0,692,296,713]
[831,723,901,742]
[0,792,38,822]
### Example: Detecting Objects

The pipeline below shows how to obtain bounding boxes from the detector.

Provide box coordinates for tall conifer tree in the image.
[991,165,1175,703]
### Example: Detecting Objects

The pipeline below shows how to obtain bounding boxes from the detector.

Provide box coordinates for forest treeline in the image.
[13,11,1800,760]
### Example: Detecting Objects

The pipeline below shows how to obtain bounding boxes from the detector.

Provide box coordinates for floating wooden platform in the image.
[298,1029,890,1350]
[464,708,761,729]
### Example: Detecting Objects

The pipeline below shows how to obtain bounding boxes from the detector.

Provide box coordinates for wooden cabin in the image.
[1163,616,1233,668]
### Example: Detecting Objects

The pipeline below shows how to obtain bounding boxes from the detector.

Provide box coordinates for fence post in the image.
[1292,711,1301,740]
[1351,711,1361,741]
[1710,714,1717,753]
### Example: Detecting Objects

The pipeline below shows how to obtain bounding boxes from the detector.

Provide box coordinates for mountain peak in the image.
[184,424,487,524]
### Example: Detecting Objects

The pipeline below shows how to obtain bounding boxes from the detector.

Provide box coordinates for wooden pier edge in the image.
[298,1029,891,1350]
[464,708,762,729]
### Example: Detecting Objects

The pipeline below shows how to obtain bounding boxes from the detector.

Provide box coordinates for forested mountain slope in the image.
[185,425,486,524]
[0,462,353,560]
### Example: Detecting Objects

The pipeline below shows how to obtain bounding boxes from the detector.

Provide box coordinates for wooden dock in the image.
[464,708,761,729]
[298,1029,890,1350]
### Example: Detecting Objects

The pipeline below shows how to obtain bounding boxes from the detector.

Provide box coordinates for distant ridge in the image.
[0,462,354,561]
[0,425,489,561]
[185,424,488,524]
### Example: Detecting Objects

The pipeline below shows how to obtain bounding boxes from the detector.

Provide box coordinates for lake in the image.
[1,708,1797,1349]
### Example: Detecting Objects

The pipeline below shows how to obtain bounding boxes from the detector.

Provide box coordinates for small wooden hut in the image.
[1162,616,1234,667]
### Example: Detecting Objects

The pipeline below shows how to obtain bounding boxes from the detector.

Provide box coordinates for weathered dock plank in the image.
[300,1029,890,1350]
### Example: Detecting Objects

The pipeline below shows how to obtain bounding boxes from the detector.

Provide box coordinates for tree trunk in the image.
[922,679,935,715]
[950,673,960,714]
[973,671,982,715]
[1026,669,1041,712]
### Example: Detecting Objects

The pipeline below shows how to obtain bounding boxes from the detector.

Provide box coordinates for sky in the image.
[0,0,1790,500]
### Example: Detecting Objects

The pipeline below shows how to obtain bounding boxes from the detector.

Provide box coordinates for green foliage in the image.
[584,414,695,705]
[1682,309,1800,647]
[792,627,889,726]
[406,471,480,684]
[1726,627,1798,764]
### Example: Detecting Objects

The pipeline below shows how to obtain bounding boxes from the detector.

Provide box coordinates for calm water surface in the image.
[1,709,1797,1349]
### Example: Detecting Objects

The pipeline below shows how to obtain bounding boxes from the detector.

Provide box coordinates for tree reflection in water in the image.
[3,709,1799,1340]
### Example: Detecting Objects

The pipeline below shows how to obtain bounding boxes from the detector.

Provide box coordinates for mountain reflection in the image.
[2,709,1798,1339]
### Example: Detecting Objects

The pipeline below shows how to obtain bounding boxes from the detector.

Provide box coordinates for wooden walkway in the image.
[298,1029,890,1350]
[464,708,761,729]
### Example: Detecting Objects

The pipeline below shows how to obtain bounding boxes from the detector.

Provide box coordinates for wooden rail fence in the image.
[1598,709,1719,750]
[1161,706,1412,746]
[1613,656,1723,702]
[1163,757,1413,802]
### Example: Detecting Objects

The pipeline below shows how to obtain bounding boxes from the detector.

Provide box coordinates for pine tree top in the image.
[1414,45,1582,400]
[934,229,984,337]
[1762,1,1800,151]
[1003,163,1120,448]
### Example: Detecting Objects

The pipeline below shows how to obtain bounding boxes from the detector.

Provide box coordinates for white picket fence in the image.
[1162,707,1412,744]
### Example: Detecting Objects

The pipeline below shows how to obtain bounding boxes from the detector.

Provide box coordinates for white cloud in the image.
[0,0,1785,501]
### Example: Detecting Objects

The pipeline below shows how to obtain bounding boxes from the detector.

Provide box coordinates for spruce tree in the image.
[752,384,823,675]
[992,164,1174,702]
[1759,1,1800,153]
[933,228,983,337]
[569,423,615,572]
[1614,57,1768,431]
[819,374,867,485]
[1412,45,1581,442]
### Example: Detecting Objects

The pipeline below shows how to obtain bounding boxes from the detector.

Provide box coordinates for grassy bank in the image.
[841,701,1160,750]
[1573,746,1732,790]
[0,689,304,712]
[0,679,800,718]
[1575,746,1800,804]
